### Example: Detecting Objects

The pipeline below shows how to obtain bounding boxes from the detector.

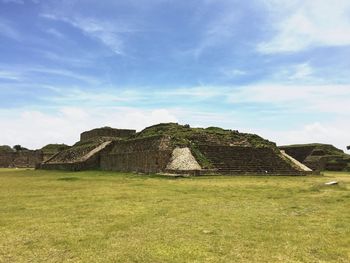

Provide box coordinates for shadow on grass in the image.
[57,177,80,181]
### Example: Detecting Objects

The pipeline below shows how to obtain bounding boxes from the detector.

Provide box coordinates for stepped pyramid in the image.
[41,123,312,175]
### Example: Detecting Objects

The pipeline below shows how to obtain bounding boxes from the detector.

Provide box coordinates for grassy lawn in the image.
[0,169,349,262]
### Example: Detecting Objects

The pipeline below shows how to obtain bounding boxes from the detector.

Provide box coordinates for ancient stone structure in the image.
[279,144,350,171]
[40,124,312,175]
[0,150,43,168]
[100,136,173,173]
[80,127,136,142]
[0,144,70,168]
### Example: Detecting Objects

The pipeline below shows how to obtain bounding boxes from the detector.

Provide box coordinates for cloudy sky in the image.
[0,0,349,150]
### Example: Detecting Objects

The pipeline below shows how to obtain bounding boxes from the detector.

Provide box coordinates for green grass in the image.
[134,123,276,149]
[0,169,349,263]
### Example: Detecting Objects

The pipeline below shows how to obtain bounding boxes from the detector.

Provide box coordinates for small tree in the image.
[13,145,28,152]
[347,146,350,150]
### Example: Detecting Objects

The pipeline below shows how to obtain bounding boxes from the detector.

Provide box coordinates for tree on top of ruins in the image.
[13,145,28,152]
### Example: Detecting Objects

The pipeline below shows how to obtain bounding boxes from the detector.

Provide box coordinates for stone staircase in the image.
[198,145,303,175]
[41,141,113,171]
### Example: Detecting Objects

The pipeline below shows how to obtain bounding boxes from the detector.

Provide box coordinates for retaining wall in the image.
[80,128,136,142]
[0,151,44,168]
[40,154,100,171]
[279,146,315,162]
[199,145,303,175]
[100,136,173,173]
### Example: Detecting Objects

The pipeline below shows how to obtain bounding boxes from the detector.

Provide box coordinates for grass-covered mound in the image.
[0,145,14,153]
[133,123,279,169]
[40,144,70,154]
[43,123,295,173]
[134,123,276,148]
[280,143,350,171]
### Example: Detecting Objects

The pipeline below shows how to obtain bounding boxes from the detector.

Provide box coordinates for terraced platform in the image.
[40,123,312,175]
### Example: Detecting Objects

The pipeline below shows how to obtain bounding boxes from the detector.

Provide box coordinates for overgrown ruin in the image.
[0,144,69,168]
[40,123,311,175]
[279,144,350,171]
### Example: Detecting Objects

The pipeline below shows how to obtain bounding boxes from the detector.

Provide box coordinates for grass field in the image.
[0,169,349,263]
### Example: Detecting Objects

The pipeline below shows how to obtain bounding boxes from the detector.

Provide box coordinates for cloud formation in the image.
[258,0,350,53]
[0,0,349,151]
[41,13,134,55]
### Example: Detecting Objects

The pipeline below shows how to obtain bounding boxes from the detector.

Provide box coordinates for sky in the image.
[0,0,349,151]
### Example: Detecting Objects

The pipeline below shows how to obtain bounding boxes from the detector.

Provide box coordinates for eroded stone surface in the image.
[166,147,201,170]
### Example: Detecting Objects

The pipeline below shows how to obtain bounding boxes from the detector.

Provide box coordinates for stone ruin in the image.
[40,123,312,175]
[279,143,350,171]
[0,150,43,168]
[0,144,69,168]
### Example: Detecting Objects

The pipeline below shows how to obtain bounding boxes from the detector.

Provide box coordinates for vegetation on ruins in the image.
[133,123,279,169]
[282,143,345,155]
[44,123,283,171]
[280,143,350,171]
[13,145,28,152]
[0,168,349,262]
[134,123,276,148]
[41,144,70,154]
[0,145,14,153]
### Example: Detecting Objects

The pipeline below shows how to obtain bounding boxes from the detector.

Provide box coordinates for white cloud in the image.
[267,63,315,82]
[0,107,178,149]
[41,13,134,55]
[258,0,350,53]
[288,63,313,80]
[0,64,101,85]
[0,70,21,80]
[1,83,349,150]
[158,86,227,100]
[47,88,143,105]
[28,67,101,85]
[257,120,350,152]
[227,84,350,114]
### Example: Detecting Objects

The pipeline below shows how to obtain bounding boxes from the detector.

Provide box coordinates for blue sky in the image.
[0,0,349,150]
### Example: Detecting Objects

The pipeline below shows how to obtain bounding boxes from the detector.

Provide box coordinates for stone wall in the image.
[40,153,101,171]
[0,151,43,168]
[100,136,173,173]
[0,152,13,167]
[280,144,350,171]
[279,146,314,162]
[80,127,136,142]
[199,145,303,175]
[40,141,114,171]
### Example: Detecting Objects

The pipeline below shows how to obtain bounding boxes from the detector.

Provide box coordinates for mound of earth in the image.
[279,143,350,171]
[134,123,276,149]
